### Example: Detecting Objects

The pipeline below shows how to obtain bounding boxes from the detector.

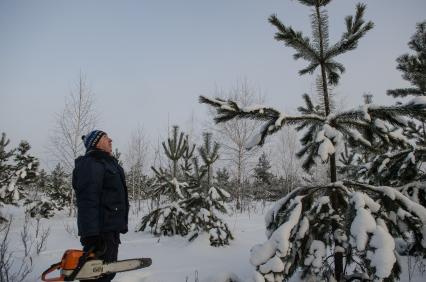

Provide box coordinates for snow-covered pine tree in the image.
[25,163,70,218]
[0,133,15,198]
[47,163,70,209]
[181,132,233,246]
[215,167,231,195]
[37,169,48,193]
[138,126,190,237]
[0,133,15,222]
[387,21,425,99]
[254,152,274,186]
[350,22,426,206]
[180,135,196,183]
[200,1,426,280]
[252,152,278,200]
[0,140,39,205]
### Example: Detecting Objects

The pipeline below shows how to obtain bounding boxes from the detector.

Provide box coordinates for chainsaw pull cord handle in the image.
[41,262,64,282]
[65,246,96,281]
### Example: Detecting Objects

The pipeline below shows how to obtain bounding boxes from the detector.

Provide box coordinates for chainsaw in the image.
[41,248,152,281]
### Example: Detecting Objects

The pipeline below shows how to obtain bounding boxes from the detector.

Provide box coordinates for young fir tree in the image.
[139,130,233,246]
[0,133,15,198]
[25,163,70,218]
[387,21,426,99]
[0,140,39,205]
[350,22,426,208]
[215,167,232,196]
[37,169,48,193]
[139,126,190,236]
[181,132,233,246]
[200,1,426,281]
[180,135,196,183]
[252,152,277,200]
[47,163,70,209]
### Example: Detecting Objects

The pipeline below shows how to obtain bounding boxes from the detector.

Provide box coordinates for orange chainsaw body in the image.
[42,249,95,281]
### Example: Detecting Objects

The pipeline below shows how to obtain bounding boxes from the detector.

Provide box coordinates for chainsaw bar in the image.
[62,258,152,280]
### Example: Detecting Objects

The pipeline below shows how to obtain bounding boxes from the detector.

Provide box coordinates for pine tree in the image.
[252,152,277,200]
[215,167,231,195]
[200,1,426,280]
[0,133,15,199]
[138,126,190,237]
[47,163,70,209]
[387,21,426,98]
[180,136,196,183]
[351,22,426,208]
[25,169,61,218]
[37,169,48,193]
[181,132,233,246]
[0,141,39,205]
[139,129,233,246]
[254,152,274,186]
[198,132,219,188]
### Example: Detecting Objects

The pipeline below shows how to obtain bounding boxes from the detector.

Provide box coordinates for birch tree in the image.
[125,126,149,211]
[49,73,97,215]
[209,80,263,210]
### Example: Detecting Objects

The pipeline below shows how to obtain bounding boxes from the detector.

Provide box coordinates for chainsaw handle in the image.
[41,262,65,282]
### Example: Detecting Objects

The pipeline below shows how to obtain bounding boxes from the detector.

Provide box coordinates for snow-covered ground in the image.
[2,201,425,282]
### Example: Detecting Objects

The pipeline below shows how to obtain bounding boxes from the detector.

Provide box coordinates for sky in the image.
[1,0,425,170]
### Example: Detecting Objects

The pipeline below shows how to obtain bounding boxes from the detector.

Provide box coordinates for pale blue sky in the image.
[1,0,425,168]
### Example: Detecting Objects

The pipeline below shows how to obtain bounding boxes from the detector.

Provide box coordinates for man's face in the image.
[96,134,113,155]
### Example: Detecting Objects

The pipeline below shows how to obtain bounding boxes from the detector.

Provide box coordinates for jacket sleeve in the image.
[75,159,104,237]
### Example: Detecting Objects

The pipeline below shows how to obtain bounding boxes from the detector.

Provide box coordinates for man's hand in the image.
[80,235,106,256]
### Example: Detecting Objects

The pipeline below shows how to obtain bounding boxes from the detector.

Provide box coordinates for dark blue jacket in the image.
[72,149,129,237]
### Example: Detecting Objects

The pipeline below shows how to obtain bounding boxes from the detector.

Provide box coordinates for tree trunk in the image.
[315,4,343,280]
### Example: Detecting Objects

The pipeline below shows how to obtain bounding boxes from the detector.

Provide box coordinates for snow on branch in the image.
[250,180,426,281]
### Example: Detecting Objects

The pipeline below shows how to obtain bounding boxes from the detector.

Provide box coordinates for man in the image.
[72,130,129,282]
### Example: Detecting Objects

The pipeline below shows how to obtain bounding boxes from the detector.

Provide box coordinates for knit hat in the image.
[82,130,106,151]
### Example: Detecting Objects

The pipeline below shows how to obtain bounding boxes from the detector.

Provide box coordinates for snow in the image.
[170,177,187,199]
[275,113,286,128]
[209,187,221,201]
[297,217,309,239]
[347,128,372,147]
[317,137,335,162]
[304,240,326,271]
[374,119,389,133]
[366,226,396,279]
[242,105,267,113]
[250,196,303,274]
[360,104,371,121]
[408,96,426,106]
[314,124,343,162]
[350,192,377,251]
[2,198,426,282]
[258,255,284,273]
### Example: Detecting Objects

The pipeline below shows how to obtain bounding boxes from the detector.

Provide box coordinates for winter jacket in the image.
[72,149,129,237]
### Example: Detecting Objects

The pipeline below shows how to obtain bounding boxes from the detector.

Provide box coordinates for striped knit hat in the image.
[82,130,106,151]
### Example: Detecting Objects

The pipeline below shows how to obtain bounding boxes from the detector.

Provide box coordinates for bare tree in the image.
[0,217,32,282]
[125,126,150,212]
[272,126,303,194]
[208,80,264,210]
[49,73,97,215]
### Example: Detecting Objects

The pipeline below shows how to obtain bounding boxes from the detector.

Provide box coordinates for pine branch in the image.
[268,15,319,63]
[297,0,332,7]
[387,88,425,98]
[325,4,374,60]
